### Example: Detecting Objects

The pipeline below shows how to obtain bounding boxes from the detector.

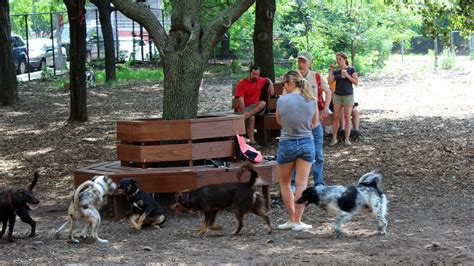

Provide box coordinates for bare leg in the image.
[352,107,360,130]
[294,158,312,224]
[339,107,345,130]
[246,116,256,142]
[278,162,296,223]
[331,104,343,141]
[343,106,353,141]
[245,101,266,142]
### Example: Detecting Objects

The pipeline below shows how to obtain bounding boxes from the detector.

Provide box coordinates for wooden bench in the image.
[232,82,334,145]
[74,114,277,219]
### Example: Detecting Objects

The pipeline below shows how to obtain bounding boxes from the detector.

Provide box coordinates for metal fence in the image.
[10,7,167,81]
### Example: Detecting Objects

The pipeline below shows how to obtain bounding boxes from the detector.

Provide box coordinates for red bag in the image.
[235,133,263,163]
[315,72,325,111]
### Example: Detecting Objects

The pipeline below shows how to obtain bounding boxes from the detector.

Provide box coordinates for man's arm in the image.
[320,77,332,120]
[266,78,275,96]
[236,97,246,114]
[312,101,320,128]
[276,108,282,126]
[235,81,248,117]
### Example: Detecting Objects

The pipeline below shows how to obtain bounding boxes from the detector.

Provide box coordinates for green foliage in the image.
[439,48,456,69]
[10,0,66,37]
[272,0,419,74]
[230,59,245,75]
[40,67,55,81]
[95,65,164,84]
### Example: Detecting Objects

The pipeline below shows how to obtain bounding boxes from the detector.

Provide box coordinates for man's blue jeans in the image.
[291,123,325,187]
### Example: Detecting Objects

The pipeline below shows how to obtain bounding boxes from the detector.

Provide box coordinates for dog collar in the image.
[128,189,140,198]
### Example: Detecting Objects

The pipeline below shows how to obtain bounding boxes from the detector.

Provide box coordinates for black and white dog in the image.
[55,175,117,243]
[296,171,388,238]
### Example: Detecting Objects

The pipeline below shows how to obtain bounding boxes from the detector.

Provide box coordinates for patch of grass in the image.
[95,65,164,84]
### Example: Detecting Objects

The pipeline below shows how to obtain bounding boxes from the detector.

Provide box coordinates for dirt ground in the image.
[0,55,472,264]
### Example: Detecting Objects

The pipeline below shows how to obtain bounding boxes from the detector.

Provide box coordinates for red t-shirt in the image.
[235,77,267,111]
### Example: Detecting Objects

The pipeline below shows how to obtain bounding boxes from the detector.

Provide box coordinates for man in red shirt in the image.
[235,66,274,145]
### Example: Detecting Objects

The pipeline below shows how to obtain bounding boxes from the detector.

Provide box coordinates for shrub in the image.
[440,48,456,70]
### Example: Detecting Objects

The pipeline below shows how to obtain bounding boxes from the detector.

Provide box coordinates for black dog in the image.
[337,129,361,142]
[0,172,39,242]
[175,163,271,236]
[118,178,166,230]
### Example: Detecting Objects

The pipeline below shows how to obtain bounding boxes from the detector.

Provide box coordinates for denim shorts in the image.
[277,138,315,164]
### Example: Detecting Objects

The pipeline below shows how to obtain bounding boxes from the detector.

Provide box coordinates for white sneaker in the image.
[329,139,338,146]
[292,222,313,231]
[277,222,295,230]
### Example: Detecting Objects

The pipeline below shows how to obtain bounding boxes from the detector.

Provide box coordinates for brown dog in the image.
[0,172,39,242]
[175,163,271,236]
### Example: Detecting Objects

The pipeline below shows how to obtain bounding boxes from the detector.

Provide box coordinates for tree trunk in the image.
[162,52,205,120]
[0,0,18,106]
[111,0,255,119]
[219,33,231,59]
[253,0,275,81]
[93,0,116,81]
[64,0,88,122]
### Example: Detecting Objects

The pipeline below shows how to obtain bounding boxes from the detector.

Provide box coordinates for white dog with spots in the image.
[296,171,388,237]
[55,175,116,243]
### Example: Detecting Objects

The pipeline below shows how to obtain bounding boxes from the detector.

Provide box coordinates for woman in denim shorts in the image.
[328,52,359,146]
[275,70,319,231]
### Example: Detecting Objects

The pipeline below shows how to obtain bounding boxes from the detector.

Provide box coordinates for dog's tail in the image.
[28,172,39,191]
[73,180,95,203]
[237,162,262,187]
[358,171,383,195]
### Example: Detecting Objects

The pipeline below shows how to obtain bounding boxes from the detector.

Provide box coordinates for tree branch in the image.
[111,0,170,53]
[201,0,255,59]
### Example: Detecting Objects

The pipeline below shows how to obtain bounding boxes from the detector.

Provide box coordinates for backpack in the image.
[315,72,325,111]
[235,133,263,163]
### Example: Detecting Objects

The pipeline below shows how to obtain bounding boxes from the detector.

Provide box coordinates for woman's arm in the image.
[344,70,359,85]
[328,65,335,84]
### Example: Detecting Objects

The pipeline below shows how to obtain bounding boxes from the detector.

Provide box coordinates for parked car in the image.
[10,34,28,74]
[27,38,67,71]
[118,37,151,61]
[61,23,117,62]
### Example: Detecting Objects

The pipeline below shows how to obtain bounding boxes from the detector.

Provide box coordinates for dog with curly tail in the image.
[296,171,388,238]
[55,175,116,243]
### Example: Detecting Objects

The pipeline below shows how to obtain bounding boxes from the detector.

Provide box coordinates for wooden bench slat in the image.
[117,115,244,142]
[74,160,277,193]
[117,140,236,163]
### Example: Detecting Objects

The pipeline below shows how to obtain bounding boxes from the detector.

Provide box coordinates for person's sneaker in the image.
[277,221,295,230]
[328,139,338,146]
[292,222,313,231]
[344,140,352,146]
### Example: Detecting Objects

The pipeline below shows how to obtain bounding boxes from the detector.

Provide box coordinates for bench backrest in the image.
[116,115,245,167]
